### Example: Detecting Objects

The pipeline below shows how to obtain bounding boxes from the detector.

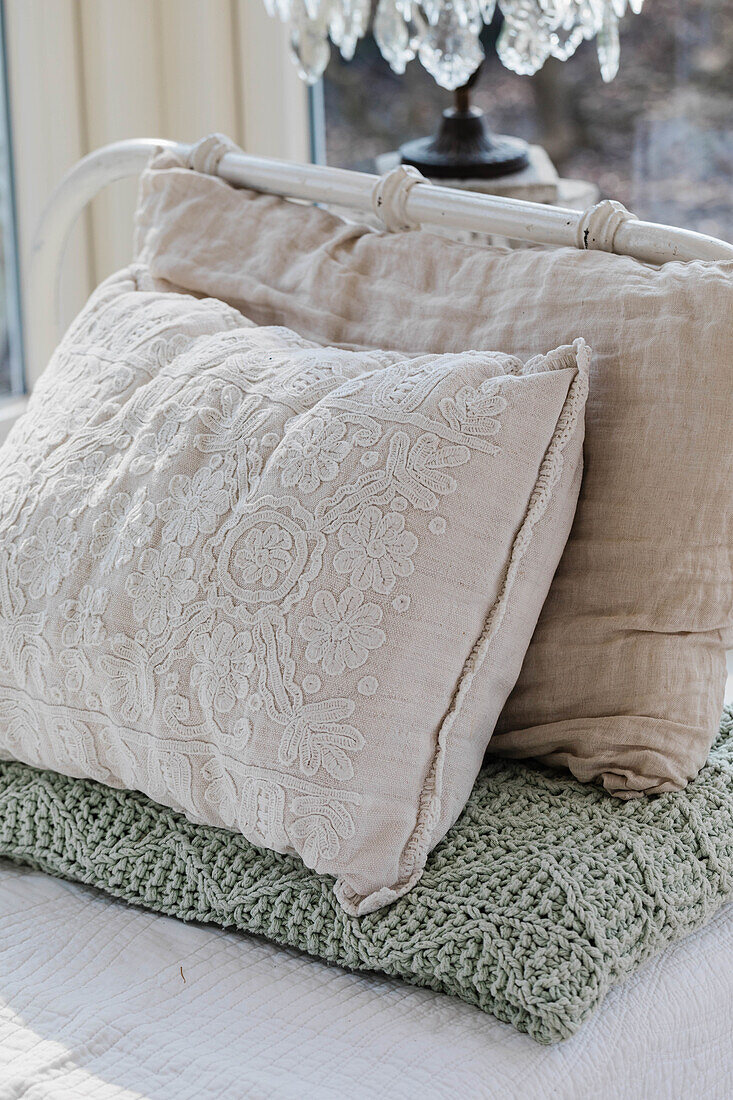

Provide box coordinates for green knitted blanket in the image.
[2,706,732,1044]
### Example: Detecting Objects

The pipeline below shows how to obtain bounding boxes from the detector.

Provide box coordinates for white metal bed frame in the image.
[30,136,733,364]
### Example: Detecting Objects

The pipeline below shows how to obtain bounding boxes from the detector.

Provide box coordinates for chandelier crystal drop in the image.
[263,0,645,90]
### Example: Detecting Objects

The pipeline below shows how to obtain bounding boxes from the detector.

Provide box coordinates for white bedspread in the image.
[1,862,731,1100]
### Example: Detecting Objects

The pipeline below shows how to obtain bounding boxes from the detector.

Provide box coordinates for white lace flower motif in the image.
[157,463,230,548]
[141,334,191,374]
[51,450,114,516]
[278,412,352,494]
[60,585,109,647]
[126,544,198,636]
[299,587,386,677]
[190,620,255,715]
[196,383,270,456]
[129,418,187,476]
[234,524,293,588]
[90,489,155,574]
[334,506,417,594]
[439,380,507,438]
[18,515,79,599]
[0,461,30,530]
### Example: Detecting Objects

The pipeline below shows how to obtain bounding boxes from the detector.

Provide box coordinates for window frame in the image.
[0,0,24,402]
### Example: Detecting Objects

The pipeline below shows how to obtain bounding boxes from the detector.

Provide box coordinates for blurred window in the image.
[0,5,23,400]
[321,0,733,242]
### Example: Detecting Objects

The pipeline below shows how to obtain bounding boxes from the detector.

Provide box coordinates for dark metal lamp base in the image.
[399,105,530,181]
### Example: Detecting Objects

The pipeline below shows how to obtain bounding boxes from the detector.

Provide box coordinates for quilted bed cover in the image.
[1,861,732,1100]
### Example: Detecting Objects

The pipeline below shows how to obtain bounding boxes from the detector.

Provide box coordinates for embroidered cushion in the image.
[134,140,733,798]
[0,266,588,914]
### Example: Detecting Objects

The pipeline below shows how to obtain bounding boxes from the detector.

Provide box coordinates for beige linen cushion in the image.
[0,266,588,913]
[134,143,733,797]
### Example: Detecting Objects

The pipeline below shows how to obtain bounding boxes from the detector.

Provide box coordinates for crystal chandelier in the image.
[264,0,646,91]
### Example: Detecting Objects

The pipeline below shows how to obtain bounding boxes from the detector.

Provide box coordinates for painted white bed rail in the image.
[30,136,733,372]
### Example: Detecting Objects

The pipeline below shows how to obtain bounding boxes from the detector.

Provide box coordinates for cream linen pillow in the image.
[0,266,589,914]
[134,141,733,797]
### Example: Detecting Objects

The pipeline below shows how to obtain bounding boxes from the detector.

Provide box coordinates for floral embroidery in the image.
[251,606,365,784]
[59,646,95,694]
[0,462,30,530]
[385,431,469,511]
[126,544,197,635]
[90,490,155,574]
[102,364,136,397]
[0,611,51,692]
[333,506,417,594]
[429,517,446,535]
[190,620,255,715]
[277,411,352,493]
[277,413,352,495]
[278,697,364,781]
[213,499,323,612]
[157,463,229,546]
[290,794,356,866]
[238,774,289,849]
[18,515,79,598]
[234,523,293,588]
[439,380,507,438]
[137,334,191,375]
[61,586,109,647]
[99,633,154,725]
[52,451,114,516]
[195,383,269,456]
[299,587,385,676]
[357,675,378,696]
[130,417,188,476]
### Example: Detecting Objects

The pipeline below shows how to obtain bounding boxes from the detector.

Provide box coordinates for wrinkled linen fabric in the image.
[0,265,588,914]
[1,705,732,1044]
[133,141,733,797]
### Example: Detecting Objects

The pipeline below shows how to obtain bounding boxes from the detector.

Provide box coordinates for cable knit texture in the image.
[1,705,731,1044]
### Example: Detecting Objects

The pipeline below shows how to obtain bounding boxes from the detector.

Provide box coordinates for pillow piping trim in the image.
[335,338,591,915]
